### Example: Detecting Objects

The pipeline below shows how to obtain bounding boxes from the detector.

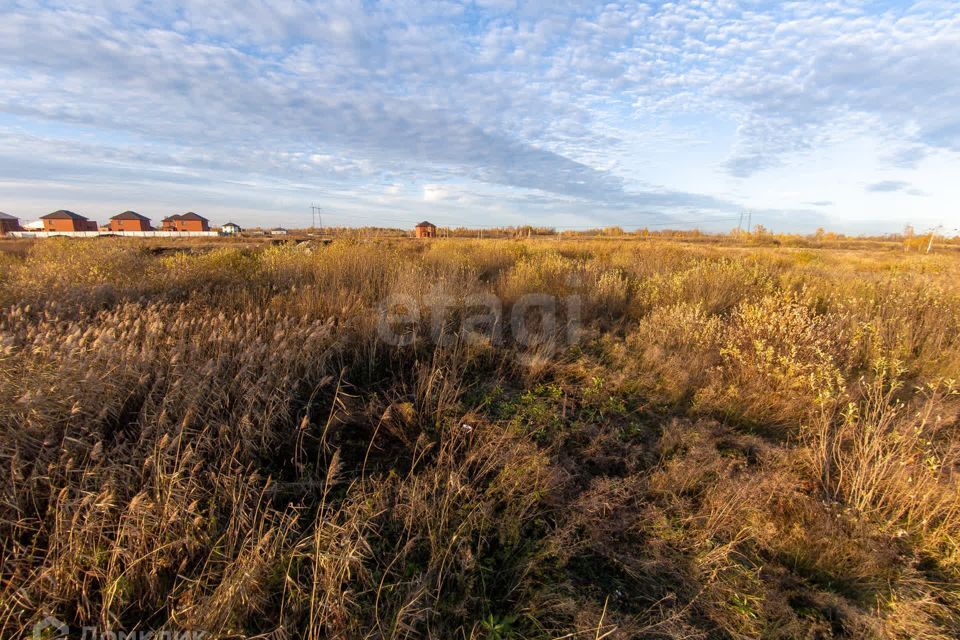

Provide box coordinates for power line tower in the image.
[310,204,323,230]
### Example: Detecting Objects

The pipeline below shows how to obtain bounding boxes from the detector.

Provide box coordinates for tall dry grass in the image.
[0,236,958,638]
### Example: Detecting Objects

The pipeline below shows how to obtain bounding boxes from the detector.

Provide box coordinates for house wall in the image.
[177,219,209,232]
[43,218,85,232]
[109,219,151,232]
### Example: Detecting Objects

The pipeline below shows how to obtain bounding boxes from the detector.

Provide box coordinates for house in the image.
[0,212,22,235]
[269,227,289,236]
[163,212,210,232]
[415,220,437,238]
[22,219,44,231]
[109,211,152,232]
[221,222,242,236]
[161,214,181,231]
[176,212,209,232]
[41,210,97,232]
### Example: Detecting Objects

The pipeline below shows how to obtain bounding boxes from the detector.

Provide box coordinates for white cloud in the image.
[423,185,449,202]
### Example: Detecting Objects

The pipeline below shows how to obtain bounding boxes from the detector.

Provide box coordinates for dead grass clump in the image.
[624,302,722,405]
[634,256,776,317]
[695,291,848,429]
[9,238,151,308]
[805,362,960,570]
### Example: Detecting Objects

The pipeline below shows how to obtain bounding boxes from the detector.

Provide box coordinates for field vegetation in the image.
[1,236,959,638]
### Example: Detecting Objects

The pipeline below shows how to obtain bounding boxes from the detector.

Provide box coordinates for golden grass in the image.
[1,236,959,638]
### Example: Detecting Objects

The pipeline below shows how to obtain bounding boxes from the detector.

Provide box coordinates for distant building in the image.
[221,222,242,235]
[270,227,289,236]
[178,212,209,232]
[415,221,437,238]
[162,212,210,232]
[22,219,44,230]
[0,212,22,235]
[41,210,97,232]
[160,215,181,231]
[177,212,209,232]
[109,211,152,232]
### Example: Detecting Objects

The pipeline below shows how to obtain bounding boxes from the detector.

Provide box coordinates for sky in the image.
[1,0,958,234]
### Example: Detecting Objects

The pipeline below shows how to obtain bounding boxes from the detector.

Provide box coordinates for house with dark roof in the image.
[220,222,242,235]
[161,214,181,231]
[178,212,209,232]
[109,211,152,232]
[162,212,209,232]
[415,220,437,238]
[41,210,97,232]
[0,212,21,235]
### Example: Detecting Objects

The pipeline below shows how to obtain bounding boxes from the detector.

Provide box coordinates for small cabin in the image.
[415,221,437,238]
[270,227,289,236]
[109,211,152,232]
[221,222,242,235]
[0,212,22,235]
[41,210,97,232]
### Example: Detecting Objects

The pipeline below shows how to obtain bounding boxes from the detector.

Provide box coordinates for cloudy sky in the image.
[1,1,958,233]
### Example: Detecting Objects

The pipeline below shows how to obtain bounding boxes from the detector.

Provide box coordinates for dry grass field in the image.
[1,236,959,638]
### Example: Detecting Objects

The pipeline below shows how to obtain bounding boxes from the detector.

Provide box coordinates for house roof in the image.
[111,211,150,221]
[42,210,88,220]
[178,212,208,222]
[416,220,436,227]
[222,222,240,227]
[0,212,17,220]
[162,214,183,222]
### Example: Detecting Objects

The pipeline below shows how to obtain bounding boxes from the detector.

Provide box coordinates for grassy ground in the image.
[1,237,959,638]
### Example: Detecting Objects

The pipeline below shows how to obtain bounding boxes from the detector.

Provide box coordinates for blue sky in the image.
[1,0,958,233]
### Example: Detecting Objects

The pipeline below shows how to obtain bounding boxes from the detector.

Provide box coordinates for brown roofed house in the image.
[415,220,437,238]
[164,212,209,232]
[109,211,152,232]
[41,210,97,232]
[161,214,182,231]
[0,212,22,235]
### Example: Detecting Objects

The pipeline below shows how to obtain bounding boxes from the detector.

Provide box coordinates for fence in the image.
[9,231,222,238]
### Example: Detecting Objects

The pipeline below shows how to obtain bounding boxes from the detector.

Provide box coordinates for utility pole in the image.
[737,211,744,236]
[310,204,322,231]
[746,210,752,235]
[926,225,944,253]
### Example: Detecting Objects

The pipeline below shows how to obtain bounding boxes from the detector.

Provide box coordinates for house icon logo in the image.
[33,616,69,639]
